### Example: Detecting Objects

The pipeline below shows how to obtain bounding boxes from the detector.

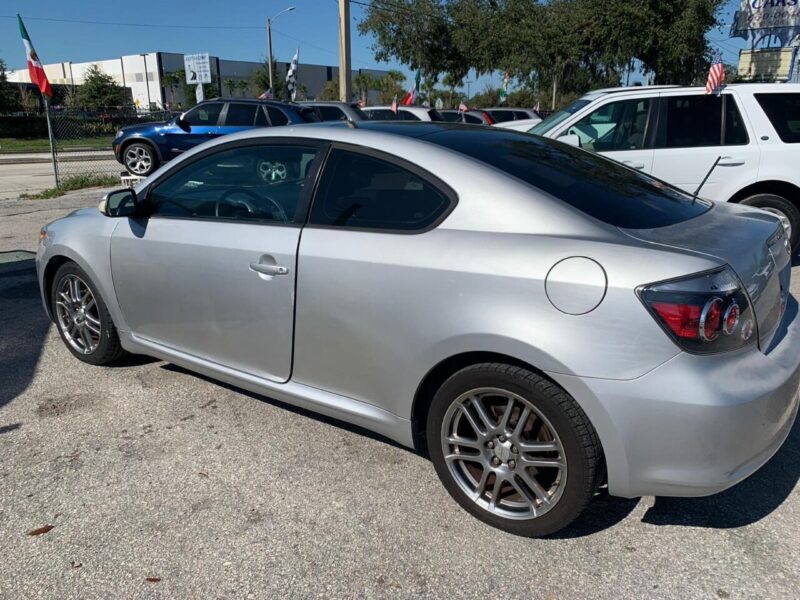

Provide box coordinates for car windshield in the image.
[423,127,711,229]
[529,98,591,135]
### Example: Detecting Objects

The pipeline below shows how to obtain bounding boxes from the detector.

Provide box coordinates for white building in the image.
[8,51,390,109]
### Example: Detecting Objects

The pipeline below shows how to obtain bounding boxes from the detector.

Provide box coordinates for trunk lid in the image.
[620,202,792,350]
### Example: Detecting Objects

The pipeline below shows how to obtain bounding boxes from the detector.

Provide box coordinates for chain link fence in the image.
[50,109,172,184]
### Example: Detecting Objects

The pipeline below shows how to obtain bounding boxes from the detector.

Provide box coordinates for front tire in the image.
[122,142,159,176]
[427,363,602,537]
[740,193,800,251]
[51,262,127,365]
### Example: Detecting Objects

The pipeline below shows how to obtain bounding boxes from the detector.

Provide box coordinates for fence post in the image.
[43,96,59,188]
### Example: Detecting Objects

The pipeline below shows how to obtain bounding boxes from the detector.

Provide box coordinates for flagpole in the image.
[43,95,59,188]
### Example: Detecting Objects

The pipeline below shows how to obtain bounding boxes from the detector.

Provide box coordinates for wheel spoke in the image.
[470,396,496,432]
[518,455,564,469]
[79,326,93,350]
[459,405,486,438]
[508,476,537,515]
[84,312,100,327]
[488,473,504,509]
[473,467,491,499]
[445,452,483,465]
[445,435,482,449]
[84,320,101,335]
[517,440,559,453]
[69,277,81,302]
[58,290,71,304]
[512,407,530,438]
[499,398,515,432]
[518,470,552,506]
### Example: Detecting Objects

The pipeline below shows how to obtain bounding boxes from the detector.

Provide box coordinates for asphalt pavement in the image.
[1,191,799,599]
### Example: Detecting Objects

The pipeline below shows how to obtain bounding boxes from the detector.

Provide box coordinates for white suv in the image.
[529,84,800,249]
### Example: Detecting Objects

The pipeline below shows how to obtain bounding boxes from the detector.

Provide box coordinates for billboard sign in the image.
[732,1,800,38]
[184,53,212,85]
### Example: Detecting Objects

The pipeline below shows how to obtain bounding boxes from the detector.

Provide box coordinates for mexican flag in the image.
[18,15,52,97]
[401,69,421,106]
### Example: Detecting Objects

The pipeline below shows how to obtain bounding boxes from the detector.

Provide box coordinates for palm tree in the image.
[236,80,249,98]
[162,72,179,108]
[225,79,236,98]
[353,72,375,104]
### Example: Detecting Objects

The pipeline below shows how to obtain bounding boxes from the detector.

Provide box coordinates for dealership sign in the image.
[732,0,800,38]
[183,53,212,85]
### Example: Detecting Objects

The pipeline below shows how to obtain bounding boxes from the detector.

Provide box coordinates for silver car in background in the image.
[36,122,800,536]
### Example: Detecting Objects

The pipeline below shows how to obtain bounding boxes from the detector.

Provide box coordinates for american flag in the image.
[458,100,468,112]
[705,55,725,95]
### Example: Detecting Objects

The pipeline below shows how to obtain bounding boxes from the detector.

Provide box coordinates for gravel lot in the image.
[1,190,799,599]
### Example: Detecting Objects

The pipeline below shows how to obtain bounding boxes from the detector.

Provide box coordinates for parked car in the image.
[298,101,367,122]
[529,84,800,250]
[112,99,309,177]
[483,107,542,123]
[362,105,444,121]
[39,122,799,537]
[494,117,544,131]
[439,109,494,125]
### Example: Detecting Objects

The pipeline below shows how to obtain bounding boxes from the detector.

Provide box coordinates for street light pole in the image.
[266,6,295,94]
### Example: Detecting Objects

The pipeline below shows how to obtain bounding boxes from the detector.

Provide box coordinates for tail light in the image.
[639,267,756,354]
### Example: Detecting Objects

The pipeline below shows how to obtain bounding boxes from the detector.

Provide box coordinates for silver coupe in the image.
[37,122,800,536]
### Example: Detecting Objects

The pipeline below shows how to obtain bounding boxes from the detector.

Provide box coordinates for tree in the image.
[74,64,126,110]
[236,79,249,97]
[225,78,236,97]
[353,72,375,103]
[374,70,405,104]
[162,71,180,107]
[319,80,339,101]
[0,59,18,114]
[250,59,287,100]
[18,84,38,113]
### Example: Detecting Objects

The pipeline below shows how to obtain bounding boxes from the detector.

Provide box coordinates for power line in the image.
[1,14,262,30]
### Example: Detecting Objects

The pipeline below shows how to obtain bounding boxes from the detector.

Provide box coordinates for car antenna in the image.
[346,118,358,129]
[692,155,721,205]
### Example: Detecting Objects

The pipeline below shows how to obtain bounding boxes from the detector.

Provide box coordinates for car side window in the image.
[267,106,289,126]
[398,110,421,121]
[224,103,258,126]
[318,106,347,121]
[464,113,483,124]
[656,94,747,149]
[255,106,268,126]
[489,110,515,123]
[309,149,452,231]
[366,109,396,120]
[754,93,799,143]
[184,102,223,126]
[148,144,320,224]
[567,98,651,152]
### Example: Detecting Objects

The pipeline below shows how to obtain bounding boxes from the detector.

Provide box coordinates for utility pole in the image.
[266,7,295,95]
[338,0,352,102]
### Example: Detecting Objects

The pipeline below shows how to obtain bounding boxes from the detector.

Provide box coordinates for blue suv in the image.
[113,99,311,176]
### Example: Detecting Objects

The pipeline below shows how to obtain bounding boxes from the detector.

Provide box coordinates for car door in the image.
[556,96,656,173]
[110,140,325,382]
[216,102,261,136]
[162,101,224,157]
[649,91,759,201]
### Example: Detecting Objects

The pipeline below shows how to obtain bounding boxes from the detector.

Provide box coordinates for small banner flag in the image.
[458,100,469,112]
[705,53,725,95]
[499,70,510,105]
[391,95,398,114]
[286,48,299,101]
[18,14,52,97]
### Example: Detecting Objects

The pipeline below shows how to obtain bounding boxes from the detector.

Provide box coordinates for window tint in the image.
[366,109,397,120]
[464,113,483,124]
[427,109,444,122]
[317,106,347,121]
[658,94,748,148]
[398,110,421,121]
[310,149,452,231]
[424,128,710,229]
[225,103,258,126]
[513,111,530,119]
[267,106,289,126]
[567,98,650,152]
[529,98,591,135]
[488,110,516,123]
[439,111,462,122]
[149,144,320,224]
[184,102,223,126]
[755,93,800,143]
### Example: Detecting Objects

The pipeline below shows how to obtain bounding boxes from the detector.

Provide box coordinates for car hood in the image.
[119,121,169,135]
[620,201,792,350]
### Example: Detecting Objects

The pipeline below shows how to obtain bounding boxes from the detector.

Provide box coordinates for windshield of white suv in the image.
[529,98,591,135]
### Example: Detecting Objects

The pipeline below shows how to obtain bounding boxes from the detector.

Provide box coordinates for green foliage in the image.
[359,0,726,108]
[0,59,19,114]
[236,79,250,97]
[374,70,406,104]
[319,80,340,101]
[74,65,127,110]
[21,174,119,199]
[249,59,287,101]
[225,78,237,97]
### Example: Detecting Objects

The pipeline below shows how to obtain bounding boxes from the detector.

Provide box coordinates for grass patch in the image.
[0,137,113,153]
[20,174,119,199]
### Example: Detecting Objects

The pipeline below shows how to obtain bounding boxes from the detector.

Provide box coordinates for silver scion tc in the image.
[36,122,800,537]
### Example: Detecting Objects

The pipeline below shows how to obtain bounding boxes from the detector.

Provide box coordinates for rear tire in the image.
[122,142,159,176]
[427,363,602,537]
[51,262,127,365]
[740,193,799,251]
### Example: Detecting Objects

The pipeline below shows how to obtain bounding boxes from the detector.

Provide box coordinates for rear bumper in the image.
[549,297,800,498]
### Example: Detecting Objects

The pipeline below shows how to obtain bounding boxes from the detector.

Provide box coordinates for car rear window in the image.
[755,93,800,143]
[424,128,711,229]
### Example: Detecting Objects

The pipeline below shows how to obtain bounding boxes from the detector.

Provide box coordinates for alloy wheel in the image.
[440,387,567,520]
[124,145,153,175]
[54,274,102,355]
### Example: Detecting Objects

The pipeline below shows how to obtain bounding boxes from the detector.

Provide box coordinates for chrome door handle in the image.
[623,160,645,170]
[718,156,745,166]
[249,262,289,276]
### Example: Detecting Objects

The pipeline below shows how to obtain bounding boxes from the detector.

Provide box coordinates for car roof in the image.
[202,97,296,106]
[363,105,434,113]
[583,83,798,99]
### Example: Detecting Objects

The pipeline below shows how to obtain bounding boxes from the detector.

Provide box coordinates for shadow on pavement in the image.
[0,251,50,410]
[642,416,800,528]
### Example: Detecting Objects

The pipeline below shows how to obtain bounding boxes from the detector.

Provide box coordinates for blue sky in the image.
[2,0,746,93]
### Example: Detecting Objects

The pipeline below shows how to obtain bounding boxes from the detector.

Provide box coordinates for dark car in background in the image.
[298,101,367,122]
[113,99,309,176]
[439,109,494,125]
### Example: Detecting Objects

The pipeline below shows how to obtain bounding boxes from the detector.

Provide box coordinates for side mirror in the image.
[557,133,582,148]
[175,115,191,132]
[99,188,140,218]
